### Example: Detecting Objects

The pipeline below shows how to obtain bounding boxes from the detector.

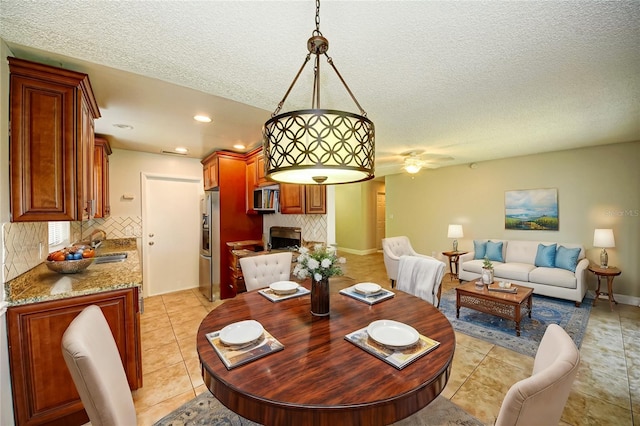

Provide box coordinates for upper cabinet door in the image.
[280,183,305,214]
[93,137,112,218]
[305,185,327,214]
[9,57,100,222]
[202,154,219,190]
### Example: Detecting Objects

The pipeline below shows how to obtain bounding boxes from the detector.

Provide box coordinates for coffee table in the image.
[456,280,533,336]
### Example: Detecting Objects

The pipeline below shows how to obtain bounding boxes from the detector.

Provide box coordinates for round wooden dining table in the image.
[196,277,455,426]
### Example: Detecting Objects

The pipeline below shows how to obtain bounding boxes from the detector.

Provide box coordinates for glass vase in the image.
[311,277,330,316]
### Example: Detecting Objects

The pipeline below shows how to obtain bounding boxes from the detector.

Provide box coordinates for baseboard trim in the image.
[586,290,640,307]
[336,247,379,256]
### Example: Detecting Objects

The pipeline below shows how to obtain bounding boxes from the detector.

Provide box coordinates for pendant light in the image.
[263,0,375,185]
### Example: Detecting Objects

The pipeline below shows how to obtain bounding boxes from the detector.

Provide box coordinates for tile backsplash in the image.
[263,213,327,243]
[2,216,142,284]
[2,222,47,282]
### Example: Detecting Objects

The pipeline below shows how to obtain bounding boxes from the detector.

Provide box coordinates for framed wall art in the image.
[505,188,558,230]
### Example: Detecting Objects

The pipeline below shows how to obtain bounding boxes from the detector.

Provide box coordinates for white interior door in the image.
[141,173,201,297]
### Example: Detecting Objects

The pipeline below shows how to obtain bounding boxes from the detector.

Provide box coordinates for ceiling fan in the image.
[376,150,455,175]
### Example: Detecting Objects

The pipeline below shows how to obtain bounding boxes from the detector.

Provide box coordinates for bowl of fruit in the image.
[46,245,96,274]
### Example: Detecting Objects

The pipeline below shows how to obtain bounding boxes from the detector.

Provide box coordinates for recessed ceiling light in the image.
[233,144,246,150]
[174,147,188,154]
[194,115,212,123]
[113,123,134,130]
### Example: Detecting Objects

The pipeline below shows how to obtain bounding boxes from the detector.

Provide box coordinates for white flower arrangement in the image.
[293,244,346,282]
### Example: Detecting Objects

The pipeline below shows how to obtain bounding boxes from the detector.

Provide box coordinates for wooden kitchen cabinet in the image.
[244,147,271,213]
[202,153,219,190]
[8,57,101,222]
[93,136,112,218]
[7,287,142,426]
[280,183,327,214]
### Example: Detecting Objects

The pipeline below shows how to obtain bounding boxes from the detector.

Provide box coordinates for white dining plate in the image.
[219,320,264,346]
[367,320,419,349]
[354,282,382,295]
[269,281,299,295]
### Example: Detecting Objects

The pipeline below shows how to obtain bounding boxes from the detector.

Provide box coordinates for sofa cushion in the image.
[505,240,539,264]
[555,246,581,272]
[530,267,577,289]
[493,262,535,282]
[486,241,504,262]
[462,259,504,275]
[535,243,557,268]
[473,240,487,260]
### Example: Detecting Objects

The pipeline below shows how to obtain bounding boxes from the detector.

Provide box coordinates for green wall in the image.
[385,141,640,299]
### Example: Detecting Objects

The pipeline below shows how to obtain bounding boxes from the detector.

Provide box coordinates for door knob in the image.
[149,241,154,246]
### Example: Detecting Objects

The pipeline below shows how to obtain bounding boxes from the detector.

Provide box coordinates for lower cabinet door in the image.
[7,287,141,426]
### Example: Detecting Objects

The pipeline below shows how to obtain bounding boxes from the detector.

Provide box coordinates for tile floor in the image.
[134,252,638,425]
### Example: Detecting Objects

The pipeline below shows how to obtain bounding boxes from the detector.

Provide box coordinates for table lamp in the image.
[593,228,615,268]
[447,224,463,252]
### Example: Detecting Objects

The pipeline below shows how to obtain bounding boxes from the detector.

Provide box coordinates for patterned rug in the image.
[439,288,592,357]
[154,391,483,426]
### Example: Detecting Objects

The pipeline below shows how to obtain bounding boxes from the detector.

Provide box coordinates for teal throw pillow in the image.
[535,243,557,267]
[473,240,487,260]
[555,246,581,272]
[485,241,504,262]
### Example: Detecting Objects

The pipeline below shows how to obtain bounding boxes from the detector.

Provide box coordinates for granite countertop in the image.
[5,238,142,306]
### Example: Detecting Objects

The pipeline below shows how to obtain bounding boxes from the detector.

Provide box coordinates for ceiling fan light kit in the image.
[263,0,375,185]
[403,154,425,174]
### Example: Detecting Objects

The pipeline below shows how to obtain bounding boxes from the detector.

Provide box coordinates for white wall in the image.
[108,149,204,217]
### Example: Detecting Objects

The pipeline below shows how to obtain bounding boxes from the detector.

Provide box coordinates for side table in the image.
[442,251,468,282]
[588,264,621,311]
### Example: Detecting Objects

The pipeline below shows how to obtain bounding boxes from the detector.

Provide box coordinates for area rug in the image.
[439,288,592,358]
[154,391,483,426]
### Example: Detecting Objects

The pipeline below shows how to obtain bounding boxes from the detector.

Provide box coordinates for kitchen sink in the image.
[94,252,128,264]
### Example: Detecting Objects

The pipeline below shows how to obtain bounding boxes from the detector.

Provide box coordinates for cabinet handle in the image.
[148,241,154,246]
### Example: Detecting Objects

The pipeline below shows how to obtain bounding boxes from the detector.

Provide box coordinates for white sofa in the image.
[458,239,588,306]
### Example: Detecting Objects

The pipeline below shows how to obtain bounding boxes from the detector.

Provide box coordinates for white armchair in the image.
[382,236,431,287]
[495,324,580,425]
[239,252,293,292]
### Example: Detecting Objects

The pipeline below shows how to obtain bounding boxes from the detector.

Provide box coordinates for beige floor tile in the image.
[172,317,204,341]
[442,344,487,399]
[167,304,209,327]
[454,331,495,356]
[134,362,193,410]
[563,388,633,425]
[184,356,205,388]
[143,340,183,375]
[141,310,171,332]
[142,296,166,317]
[164,295,205,314]
[177,335,199,361]
[136,389,195,426]
[451,378,502,425]
[485,344,534,372]
[573,356,631,410]
[141,324,176,352]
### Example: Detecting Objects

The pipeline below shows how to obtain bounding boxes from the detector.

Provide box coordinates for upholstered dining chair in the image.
[382,236,432,288]
[396,255,446,307]
[239,251,293,292]
[61,305,137,426]
[495,323,580,426]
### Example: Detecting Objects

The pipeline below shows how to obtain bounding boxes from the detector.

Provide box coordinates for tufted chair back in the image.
[382,236,423,287]
[240,252,293,292]
[495,324,580,426]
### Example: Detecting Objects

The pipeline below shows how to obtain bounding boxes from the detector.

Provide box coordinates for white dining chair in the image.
[61,305,137,426]
[239,251,293,291]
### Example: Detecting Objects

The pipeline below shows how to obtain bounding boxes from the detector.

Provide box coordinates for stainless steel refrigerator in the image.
[199,191,221,301]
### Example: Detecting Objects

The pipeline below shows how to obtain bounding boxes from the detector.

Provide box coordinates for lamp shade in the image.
[447,224,464,239]
[593,229,615,248]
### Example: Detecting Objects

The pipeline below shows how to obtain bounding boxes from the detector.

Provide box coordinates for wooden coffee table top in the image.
[457,280,533,303]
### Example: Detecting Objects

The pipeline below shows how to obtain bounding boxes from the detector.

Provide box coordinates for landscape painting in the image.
[505,188,559,230]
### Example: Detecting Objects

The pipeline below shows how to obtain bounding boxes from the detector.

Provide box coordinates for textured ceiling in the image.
[1,1,639,176]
